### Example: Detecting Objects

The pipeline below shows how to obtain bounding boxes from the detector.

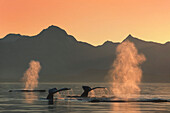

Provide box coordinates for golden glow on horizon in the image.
[0,0,170,45]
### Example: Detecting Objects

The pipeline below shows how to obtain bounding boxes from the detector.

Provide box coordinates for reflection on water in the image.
[48,101,72,112]
[110,103,141,113]
[23,92,38,104]
[0,83,170,113]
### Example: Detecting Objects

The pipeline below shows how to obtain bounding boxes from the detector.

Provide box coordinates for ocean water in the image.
[0,82,170,113]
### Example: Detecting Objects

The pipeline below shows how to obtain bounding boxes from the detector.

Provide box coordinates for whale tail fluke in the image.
[56,88,71,92]
[47,87,71,100]
[81,86,106,97]
[91,87,106,90]
[81,86,92,97]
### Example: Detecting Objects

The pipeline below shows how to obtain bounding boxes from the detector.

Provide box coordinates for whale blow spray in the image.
[22,60,41,90]
[110,40,146,99]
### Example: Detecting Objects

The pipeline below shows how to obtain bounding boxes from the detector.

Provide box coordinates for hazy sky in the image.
[0,0,170,45]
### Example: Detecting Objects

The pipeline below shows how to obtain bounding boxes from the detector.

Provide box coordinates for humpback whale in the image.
[9,89,46,92]
[47,88,71,100]
[81,86,106,97]
[67,86,106,98]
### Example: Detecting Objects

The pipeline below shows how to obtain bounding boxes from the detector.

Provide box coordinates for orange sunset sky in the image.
[0,0,170,45]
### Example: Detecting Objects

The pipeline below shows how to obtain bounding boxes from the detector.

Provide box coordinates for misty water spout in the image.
[89,88,108,97]
[109,40,146,100]
[22,60,41,90]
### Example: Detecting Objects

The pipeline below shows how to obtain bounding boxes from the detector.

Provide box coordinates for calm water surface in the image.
[0,83,170,113]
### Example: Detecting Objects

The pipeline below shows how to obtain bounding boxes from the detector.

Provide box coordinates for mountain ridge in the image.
[0,25,169,82]
[1,25,169,46]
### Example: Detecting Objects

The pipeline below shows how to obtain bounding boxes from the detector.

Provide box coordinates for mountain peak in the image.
[46,25,66,33]
[165,41,170,45]
[96,40,118,48]
[1,34,22,42]
[126,34,133,39]
[38,25,67,36]
[103,41,114,45]
[122,34,136,42]
[47,25,61,30]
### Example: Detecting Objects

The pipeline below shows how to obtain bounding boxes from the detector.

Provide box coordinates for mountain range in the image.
[0,25,170,82]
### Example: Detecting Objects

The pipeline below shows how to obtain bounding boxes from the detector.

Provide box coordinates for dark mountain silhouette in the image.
[0,25,169,82]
